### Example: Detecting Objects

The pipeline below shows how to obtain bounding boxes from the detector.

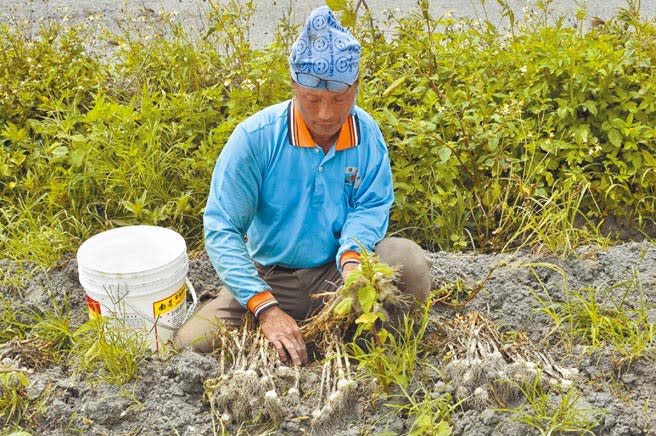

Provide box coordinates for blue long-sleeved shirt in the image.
[203,99,393,307]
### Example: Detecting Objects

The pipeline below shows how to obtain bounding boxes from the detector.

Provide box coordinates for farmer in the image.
[174,6,431,365]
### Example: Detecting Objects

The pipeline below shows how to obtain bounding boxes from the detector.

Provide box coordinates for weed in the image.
[0,293,76,367]
[501,181,611,257]
[530,266,655,365]
[28,296,76,361]
[0,365,47,433]
[350,314,423,391]
[73,317,149,384]
[0,297,31,345]
[386,384,454,436]
[568,277,655,365]
[0,262,34,296]
[497,371,604,435]
[349,294,432,392]
[0,368,30,428]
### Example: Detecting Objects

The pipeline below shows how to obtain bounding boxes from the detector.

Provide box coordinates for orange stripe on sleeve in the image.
[340,250,361,268]
[247,290,278,317]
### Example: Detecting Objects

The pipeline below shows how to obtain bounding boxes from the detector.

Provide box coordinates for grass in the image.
[0,297,32,344]
[73,317,150,385]
[27,296,76,361]
[0,202,92,269]
[385,384,455,436]
[0,292,154,386]
[500,181,611,257]
[0,293,77,367]
[529,265,656,365]
[0,369,31,429]
[497,371,604,435]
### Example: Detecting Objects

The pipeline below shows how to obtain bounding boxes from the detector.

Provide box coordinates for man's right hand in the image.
[258,306,308,366]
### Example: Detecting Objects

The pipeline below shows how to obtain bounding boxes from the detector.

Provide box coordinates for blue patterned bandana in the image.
[288,6,361,90]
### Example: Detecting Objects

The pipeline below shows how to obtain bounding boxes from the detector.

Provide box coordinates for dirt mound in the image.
[1,243,654,435]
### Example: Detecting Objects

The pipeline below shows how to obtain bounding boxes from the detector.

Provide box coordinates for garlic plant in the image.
[436,312,578,408]
[204,319,361,433]
[310,340,357,429]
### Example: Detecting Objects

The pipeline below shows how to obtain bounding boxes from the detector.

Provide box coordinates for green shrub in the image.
[358,2,656,250]
[1,1,656,266]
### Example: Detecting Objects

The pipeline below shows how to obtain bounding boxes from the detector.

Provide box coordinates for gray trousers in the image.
[174,237,431,352]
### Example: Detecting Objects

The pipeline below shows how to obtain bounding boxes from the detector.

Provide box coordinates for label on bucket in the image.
[152,284,187,327]
[86,295,102,318]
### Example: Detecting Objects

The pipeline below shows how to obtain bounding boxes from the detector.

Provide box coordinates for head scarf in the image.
[288,6,361,88]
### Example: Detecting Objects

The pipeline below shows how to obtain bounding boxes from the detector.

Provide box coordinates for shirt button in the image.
[318,166,324,173]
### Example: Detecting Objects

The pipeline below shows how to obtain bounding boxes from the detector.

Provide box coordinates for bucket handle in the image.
[182,277,198,324]
[119,278,198,332]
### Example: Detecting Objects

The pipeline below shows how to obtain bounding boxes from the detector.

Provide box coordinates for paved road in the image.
[1,0,654,47]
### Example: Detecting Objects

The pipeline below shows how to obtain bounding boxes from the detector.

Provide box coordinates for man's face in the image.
[292,81,358,143]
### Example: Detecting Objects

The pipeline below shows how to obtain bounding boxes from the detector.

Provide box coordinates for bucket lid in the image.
[77,225,187,274]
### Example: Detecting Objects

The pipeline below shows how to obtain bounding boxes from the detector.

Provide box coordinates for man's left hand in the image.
[341,262,359,281]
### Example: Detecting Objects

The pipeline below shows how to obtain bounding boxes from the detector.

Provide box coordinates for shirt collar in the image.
[287,99,360,151]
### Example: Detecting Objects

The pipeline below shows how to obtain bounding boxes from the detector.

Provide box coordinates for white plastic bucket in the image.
[77,225,197,351]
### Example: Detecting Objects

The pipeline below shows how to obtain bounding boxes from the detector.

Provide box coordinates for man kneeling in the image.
[174,6,431,365]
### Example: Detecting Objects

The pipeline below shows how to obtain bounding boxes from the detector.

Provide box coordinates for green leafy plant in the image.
[350,313,426,392]
[334,247,404,340]
[2,0,656,269]
[330,246,431,392]
[361,2,656,251]
[386,384,454,436]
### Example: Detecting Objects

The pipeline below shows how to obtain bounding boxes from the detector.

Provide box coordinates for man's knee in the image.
[375,237,432,303]
[173,288,244,353]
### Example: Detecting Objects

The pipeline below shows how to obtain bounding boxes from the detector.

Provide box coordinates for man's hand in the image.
[258,306,308,366]
[341,262,360,282]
